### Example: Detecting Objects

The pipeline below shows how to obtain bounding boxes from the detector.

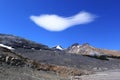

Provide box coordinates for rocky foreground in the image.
[0,34,120,80]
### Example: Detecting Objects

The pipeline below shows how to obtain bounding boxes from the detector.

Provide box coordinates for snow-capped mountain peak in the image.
[52,45,63,50]
[56,45,63,50]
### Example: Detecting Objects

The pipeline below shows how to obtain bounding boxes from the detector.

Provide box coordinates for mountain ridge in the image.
[0,33,50,50]
[66,43,120,59]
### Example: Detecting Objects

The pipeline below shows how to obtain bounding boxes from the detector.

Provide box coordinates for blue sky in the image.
[0,0,120,50]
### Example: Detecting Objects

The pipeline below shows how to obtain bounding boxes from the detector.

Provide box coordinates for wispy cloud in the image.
[30,11,96,31]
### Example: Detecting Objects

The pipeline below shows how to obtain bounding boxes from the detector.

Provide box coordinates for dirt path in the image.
[77,69,120,80]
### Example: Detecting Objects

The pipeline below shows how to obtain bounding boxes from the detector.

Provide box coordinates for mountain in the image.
[1,33,120,80]
[0,34,50,50]
[52,45,63,50]
[66,43,120,59]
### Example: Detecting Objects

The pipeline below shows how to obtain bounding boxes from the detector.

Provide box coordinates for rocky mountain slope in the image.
[0,33,120,80]
[66,43,120,59]
[0,34,50,50]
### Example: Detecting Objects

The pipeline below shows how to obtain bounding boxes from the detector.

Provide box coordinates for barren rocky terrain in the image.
[79,69,120,80]
[0,34,120,80]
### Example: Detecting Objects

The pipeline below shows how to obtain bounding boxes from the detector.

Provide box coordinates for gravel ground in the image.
[78,69,120,80]
[0,63,69,80]
[1,63,120,80]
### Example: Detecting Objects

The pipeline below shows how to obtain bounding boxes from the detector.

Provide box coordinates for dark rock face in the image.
[71,43,80,47]
[0,34,50,50]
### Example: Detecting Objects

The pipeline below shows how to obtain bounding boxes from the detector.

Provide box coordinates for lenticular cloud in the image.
[30,11,96,31]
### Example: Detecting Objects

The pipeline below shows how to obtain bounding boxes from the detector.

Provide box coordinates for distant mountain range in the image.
[0,33,120,59]
[0,33,120,80]
[52,43,120,60]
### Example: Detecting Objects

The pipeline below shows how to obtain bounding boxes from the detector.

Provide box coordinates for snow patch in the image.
[0,44,14,50]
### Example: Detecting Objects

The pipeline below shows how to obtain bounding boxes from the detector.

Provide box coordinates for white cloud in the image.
[30,11,96,31]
